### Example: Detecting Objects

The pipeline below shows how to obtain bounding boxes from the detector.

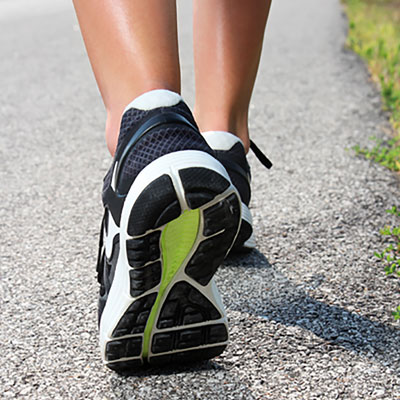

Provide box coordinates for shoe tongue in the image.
[201,131,245,151]
[124,89,182,112]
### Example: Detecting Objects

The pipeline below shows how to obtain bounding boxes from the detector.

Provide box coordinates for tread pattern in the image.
[157,281,221,330]
[185,194,240,285]
[128,175,179,236]
[103,165,240,372]
[112,293,157,337]
[179,167,230,209]
[152,324,228,354]
[106,337,142,361]
[130,262,161,297]
[126,231,161,268]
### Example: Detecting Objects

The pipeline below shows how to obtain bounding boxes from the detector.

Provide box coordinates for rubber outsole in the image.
[232,220,253,252]
[99,152,241,372]
[231,203,255,252]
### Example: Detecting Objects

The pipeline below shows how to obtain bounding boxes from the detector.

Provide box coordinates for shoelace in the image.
[250,140,273,169]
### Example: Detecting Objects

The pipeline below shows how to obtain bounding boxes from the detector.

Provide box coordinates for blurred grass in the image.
[343,0,400,320]
[343,0,400,171]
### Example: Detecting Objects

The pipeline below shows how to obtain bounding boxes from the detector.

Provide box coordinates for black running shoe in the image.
[96,90,241,372]
[201,131,272,251]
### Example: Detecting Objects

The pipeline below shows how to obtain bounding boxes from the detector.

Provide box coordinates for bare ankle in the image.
[194,108,250,153]
[105,112,122,156]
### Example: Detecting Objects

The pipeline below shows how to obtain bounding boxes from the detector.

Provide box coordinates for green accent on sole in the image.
[142,209,200,358]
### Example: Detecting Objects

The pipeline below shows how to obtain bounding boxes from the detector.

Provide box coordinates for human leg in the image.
[73,1,242,370]
[193,0,273,251]
[193,0,272,152]
[72,0,180,154]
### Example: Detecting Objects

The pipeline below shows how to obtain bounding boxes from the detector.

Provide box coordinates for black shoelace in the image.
[250,140,273,169]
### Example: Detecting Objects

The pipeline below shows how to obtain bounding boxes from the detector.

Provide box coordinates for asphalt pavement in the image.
[1,0,400,398]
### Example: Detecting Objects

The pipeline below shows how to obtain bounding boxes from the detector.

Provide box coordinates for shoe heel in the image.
[100,151,241,371]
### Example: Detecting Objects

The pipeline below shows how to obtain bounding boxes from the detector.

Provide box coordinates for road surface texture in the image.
[1,0,400,399]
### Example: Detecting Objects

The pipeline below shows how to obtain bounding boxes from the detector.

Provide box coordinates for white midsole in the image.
[243,232,256,249]
[239,203,255,249]
[99,150,240,363]
[241,203,252,225]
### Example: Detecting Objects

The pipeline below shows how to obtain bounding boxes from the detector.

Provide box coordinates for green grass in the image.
[345,0,400,130]
[345,0,400,170]
[375,206,400,319]
[343,0,400,319]
[353,136,400,171]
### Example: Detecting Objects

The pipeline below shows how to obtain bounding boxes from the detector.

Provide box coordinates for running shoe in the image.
[96,90,241,372]
[201,131,272,251]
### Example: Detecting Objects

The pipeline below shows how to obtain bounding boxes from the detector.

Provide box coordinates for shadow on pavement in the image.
[226,250,400,371]
[108,249,399,384]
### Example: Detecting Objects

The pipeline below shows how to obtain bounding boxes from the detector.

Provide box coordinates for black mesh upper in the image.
[119,125,211,193]
[117,108,151,146]
[225,169,251,206]
[217,142,249,168]
[214,142,251,205]
[116,101,197,160]
[103,101,213,196]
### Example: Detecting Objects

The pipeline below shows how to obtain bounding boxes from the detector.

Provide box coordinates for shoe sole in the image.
[232,203,255,252]
[99,150,241,372]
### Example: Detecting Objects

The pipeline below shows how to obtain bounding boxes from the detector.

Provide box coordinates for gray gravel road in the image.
[1,0,400,399]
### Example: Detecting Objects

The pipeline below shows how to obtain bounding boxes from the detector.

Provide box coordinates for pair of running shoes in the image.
[96,89,271,372]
